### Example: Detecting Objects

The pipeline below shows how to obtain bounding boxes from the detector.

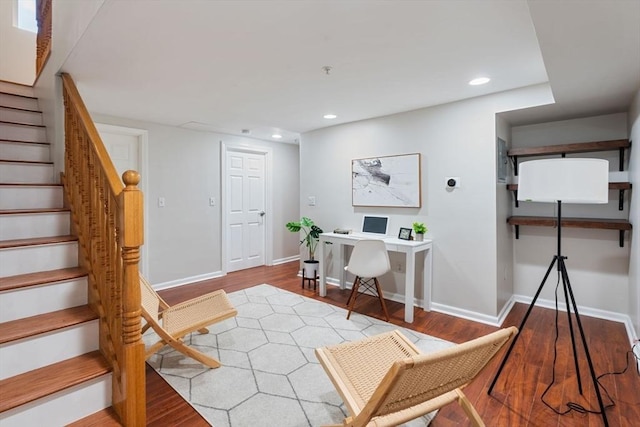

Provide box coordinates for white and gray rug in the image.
[145,284,453,427]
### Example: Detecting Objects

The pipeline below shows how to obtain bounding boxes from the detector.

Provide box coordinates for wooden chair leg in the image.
[346,276,359,306]
[346,277,361,320]
[374,278,390,321]
[456,389,485,427]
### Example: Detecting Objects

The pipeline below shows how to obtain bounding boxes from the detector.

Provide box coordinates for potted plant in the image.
[286,217,324,278]
[412,222,427,241]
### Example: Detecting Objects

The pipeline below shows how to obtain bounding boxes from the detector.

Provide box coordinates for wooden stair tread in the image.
[0,182,61,187]
[508,139,630,157]
[0,104,42,114]
[0,120,45,128]
[0,208,69,215]
[508,216,632,230]
[0,139,50,145]
[0,350,110,413]
[66,406,121,427]
[0,267,86,292]
[0,91,38,100]
[0,235,77,249]
[0,305,97,345]
[0,159,53,165]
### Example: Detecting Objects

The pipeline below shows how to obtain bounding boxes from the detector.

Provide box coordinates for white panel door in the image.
[96,124,148,275]
[226,150,266,272]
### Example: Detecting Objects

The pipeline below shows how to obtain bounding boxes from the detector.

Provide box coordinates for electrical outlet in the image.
[158,197,165,207]
[209,197,216,206]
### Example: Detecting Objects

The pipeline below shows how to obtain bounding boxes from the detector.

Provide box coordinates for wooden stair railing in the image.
[61,73,145,426]
[35,0,52,80]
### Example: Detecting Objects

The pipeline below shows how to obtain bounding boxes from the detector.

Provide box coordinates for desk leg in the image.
[405,251,415,323]
[318,241,327,297]
[423,248,432,311]
[338,243,346,290]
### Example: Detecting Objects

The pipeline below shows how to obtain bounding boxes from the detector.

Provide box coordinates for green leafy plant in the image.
[412,222,427,235]
[286,217,324,260]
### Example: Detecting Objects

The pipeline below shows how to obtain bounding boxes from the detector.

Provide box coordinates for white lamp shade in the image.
[518,158,609,204]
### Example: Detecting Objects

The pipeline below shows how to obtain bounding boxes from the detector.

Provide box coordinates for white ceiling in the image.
[63,0,640,144]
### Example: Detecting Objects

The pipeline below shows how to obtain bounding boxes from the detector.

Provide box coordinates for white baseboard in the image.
[513,294,639,348]
[322,277,639,348]
[272,255,299,265]
[153,271,225,290]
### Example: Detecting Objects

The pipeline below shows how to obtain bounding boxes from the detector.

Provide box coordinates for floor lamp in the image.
[488,158,610,426]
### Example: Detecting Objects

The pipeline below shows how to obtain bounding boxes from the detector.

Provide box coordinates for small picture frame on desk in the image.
[398,227,412,240]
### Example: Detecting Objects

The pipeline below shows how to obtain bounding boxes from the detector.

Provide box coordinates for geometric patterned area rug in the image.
[145,284,453,427]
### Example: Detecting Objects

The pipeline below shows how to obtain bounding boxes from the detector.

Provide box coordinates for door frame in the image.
[95,123,149,276]
[221,141,273,274]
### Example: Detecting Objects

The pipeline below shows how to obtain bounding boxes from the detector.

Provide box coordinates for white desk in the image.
[317,232,433,323]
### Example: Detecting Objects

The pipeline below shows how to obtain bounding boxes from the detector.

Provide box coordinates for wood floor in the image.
[145,261,640,426]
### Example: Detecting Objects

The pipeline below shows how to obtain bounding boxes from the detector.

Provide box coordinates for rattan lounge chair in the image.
[140,274,237,368]
[315,326,518,427]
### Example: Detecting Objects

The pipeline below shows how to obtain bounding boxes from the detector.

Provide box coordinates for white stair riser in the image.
[0,212,70,240]
[0,185,61,209]
[0,320,99,380]
[0,83,35,98]
[0,93,38,111]
[0,123,46,143]
[0,107,43,126]
[0,373,112,427]
[0,278,88,323]
[0,141,50,162]
[0,242,78,277]
[0,162,54,183]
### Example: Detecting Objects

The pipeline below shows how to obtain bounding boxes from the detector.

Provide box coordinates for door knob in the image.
[259,211,266,217]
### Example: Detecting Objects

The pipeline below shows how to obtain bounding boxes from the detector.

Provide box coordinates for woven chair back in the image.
[367,327,516,419]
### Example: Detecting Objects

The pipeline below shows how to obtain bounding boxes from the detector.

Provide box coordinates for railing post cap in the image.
[122,170,141,187]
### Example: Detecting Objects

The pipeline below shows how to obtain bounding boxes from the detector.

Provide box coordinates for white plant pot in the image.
[303,260,319,278]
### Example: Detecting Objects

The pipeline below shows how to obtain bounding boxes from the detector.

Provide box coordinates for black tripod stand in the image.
[488,201,609,426]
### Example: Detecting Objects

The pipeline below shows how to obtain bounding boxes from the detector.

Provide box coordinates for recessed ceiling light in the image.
[323,114,337,119]
[272,134,282,139]
[469,77,490,86]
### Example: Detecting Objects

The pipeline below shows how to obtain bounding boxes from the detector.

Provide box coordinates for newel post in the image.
[117,170,146,426]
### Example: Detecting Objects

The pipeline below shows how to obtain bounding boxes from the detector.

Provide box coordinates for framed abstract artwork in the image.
[352,153,421,207]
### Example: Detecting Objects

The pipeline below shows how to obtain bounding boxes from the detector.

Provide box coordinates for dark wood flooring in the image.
[145,261,640,426]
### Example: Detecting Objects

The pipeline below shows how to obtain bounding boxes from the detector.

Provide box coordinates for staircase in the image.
[0,81,113,426]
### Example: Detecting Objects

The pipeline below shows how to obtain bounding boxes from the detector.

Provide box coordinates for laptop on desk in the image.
[350,215,389,238]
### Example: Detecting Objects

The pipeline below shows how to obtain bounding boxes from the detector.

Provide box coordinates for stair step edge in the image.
[0,350,110,413]
[66,406,121,427]
[0,208,70,215]
[0,235,78,249]
[0,159,53,165]
[0,120,45,129]
[0,267,87,293]
[0,139,50,145]
[0,105,43,114]
[0,305,98,344]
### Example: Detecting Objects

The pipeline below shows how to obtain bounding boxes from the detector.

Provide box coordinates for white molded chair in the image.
[345,239,391,321]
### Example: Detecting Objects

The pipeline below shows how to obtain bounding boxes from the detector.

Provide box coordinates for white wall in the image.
[91,114,300,286]
[33,0,106,181]
[299,84,553,318]
[628,90,640,339]
[511,113,631,313]
[0,0,35,85]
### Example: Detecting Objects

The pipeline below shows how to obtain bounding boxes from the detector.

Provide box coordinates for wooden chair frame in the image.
[315,327,518,427]
[140,274,237,368]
